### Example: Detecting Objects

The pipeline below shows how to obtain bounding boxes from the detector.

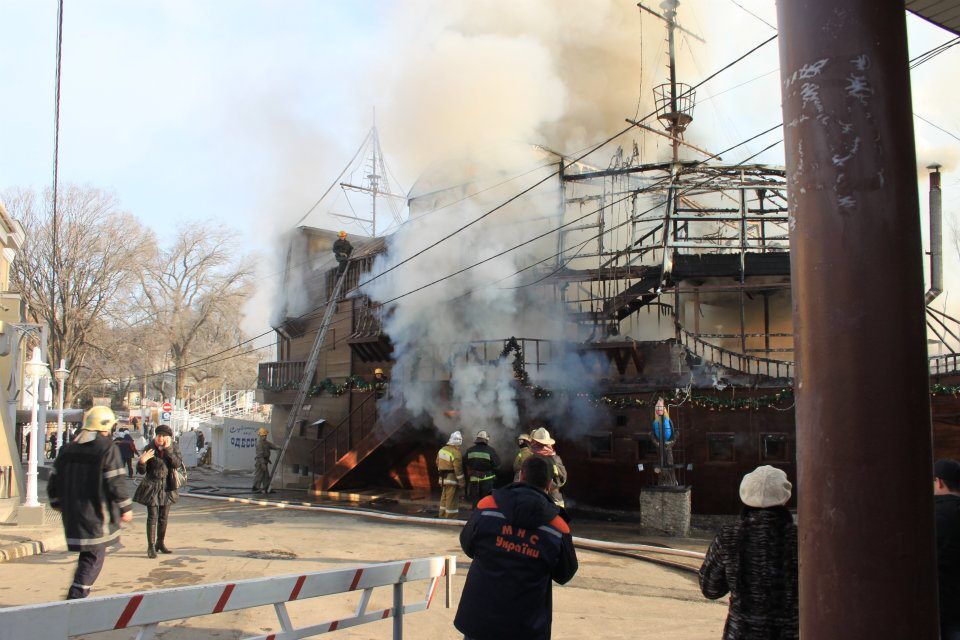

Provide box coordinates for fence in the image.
[0,556,455,640]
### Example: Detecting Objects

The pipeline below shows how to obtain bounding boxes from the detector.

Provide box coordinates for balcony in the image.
[257,361,306,405]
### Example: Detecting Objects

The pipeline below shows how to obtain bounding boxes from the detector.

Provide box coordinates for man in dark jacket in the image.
[464,430,501,504]
[48,406,133,600]
[454,455,578,640]
[115,429,139,478]
[935,458,960,639]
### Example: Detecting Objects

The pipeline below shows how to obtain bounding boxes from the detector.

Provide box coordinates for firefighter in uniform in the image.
[513,432,533,481]
[48,406,134,599]
[436,431,465,518]
[333,230,353,275]
[530,427,568,508]
[252,427,280,494]
[372,367,389,399]
[464,430,500,504]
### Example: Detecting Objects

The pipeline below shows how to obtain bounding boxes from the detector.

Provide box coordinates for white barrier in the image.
[0,556,455,640]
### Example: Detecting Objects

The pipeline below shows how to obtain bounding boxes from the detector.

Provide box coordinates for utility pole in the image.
[776,1,938,636]
[50,0,64,375]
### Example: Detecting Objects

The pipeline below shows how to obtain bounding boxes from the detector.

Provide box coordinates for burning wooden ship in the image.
[258,2,957,516]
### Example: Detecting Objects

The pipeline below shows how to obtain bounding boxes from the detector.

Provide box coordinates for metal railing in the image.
[0,556,455,640]
[257,361,307,391]
[680,329,794,379]
[929,352,960,376]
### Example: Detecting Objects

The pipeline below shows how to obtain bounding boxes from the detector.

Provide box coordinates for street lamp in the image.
[24,347,50,508]
[54,359,69,452]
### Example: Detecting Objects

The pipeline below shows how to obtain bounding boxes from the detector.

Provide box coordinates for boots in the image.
[155,507,171,554]
[147,513,157,559]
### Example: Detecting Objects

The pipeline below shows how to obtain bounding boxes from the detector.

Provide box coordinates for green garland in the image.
[931,383,960,396]
[259,375,379,397]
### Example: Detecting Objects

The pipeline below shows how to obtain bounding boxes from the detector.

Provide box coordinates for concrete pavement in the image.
[0,487,729,639]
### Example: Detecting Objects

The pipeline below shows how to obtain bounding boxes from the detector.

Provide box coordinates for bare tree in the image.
[6,185,152,403]
[140,223,254,397]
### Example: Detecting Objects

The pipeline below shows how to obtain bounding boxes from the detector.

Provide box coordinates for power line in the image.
[726,0,777,31]
[915,113,960,144]
[354,34,779,295]
[910,36,960,69]
[133,35,783,380]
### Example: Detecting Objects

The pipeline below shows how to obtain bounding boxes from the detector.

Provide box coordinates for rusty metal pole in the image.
[776,2,939,637]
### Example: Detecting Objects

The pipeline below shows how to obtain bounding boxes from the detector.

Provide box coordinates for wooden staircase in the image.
[310,391,409,492]
[602,265,663,321]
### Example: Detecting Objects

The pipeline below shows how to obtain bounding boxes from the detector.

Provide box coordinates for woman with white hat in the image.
[699,465,799,639]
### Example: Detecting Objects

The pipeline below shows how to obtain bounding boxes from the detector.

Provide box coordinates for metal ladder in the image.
[267,268,349,491]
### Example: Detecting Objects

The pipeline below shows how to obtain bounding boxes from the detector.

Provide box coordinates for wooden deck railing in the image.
[679,329,794,380]
[257,361,307,390]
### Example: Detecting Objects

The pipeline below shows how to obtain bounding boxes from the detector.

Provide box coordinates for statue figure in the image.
[651,397,678,486]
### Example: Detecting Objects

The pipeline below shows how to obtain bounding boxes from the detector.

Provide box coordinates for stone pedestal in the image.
[15,503,45,526]
[640,485,691,537]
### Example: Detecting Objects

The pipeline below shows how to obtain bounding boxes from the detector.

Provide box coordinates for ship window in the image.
[588,432,613,459]
[637,435,659,461]
[707,433,736,463]
[760,433,789,463]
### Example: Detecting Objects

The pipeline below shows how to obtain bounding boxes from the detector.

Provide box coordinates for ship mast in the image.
[638,0,703,164]
[334,109,406,237]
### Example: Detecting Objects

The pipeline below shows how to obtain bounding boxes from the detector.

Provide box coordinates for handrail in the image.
[311,390,381,479]
[929,352,960,376]
[0,556,455,640]
[679,329,794,380]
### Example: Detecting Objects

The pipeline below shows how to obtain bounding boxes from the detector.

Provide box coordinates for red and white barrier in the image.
[0,555,455,640]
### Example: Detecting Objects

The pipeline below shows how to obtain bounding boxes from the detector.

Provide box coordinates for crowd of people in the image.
[38,405,960,638]
[441,425,960,640]
[436,427,566,519]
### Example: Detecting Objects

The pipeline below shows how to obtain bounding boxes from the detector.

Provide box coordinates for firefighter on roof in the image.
[465,430,501,504]
[333,230,353,276]
[437,431,465,518]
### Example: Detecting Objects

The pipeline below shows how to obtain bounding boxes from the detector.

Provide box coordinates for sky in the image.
[1,1,958,336]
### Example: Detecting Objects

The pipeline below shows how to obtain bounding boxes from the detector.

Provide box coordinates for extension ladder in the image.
[267,268,349,490]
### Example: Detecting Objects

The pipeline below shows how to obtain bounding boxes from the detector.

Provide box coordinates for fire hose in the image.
[181,491,705,570]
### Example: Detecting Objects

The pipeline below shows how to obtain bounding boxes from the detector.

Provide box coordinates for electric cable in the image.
[131,36,785,381]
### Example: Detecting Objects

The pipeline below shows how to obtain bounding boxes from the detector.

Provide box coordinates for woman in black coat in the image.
[134,424,182,558]
[699,465,799,640]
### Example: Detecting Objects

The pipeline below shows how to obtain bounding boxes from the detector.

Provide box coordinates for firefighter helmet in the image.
[530,427,555,445]
[517,433,531,446]
[374,368,384,375]
[475,430,490,443]
[82,406,117,432]
[338,230,347,238]
[447,431,463,446]
[258,427,268,437]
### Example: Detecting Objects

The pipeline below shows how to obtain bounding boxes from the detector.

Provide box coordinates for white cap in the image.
[475,430,490,442]
[739,465,792,508]
[447,431,462,446]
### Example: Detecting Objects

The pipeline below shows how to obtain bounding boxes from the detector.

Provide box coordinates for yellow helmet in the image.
[374,368,384,375]
[258,427,268,437]
[338,230,347,238]
[83,406,117,432]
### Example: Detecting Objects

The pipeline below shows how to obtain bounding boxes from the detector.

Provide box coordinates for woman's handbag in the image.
[167,462,188,492]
